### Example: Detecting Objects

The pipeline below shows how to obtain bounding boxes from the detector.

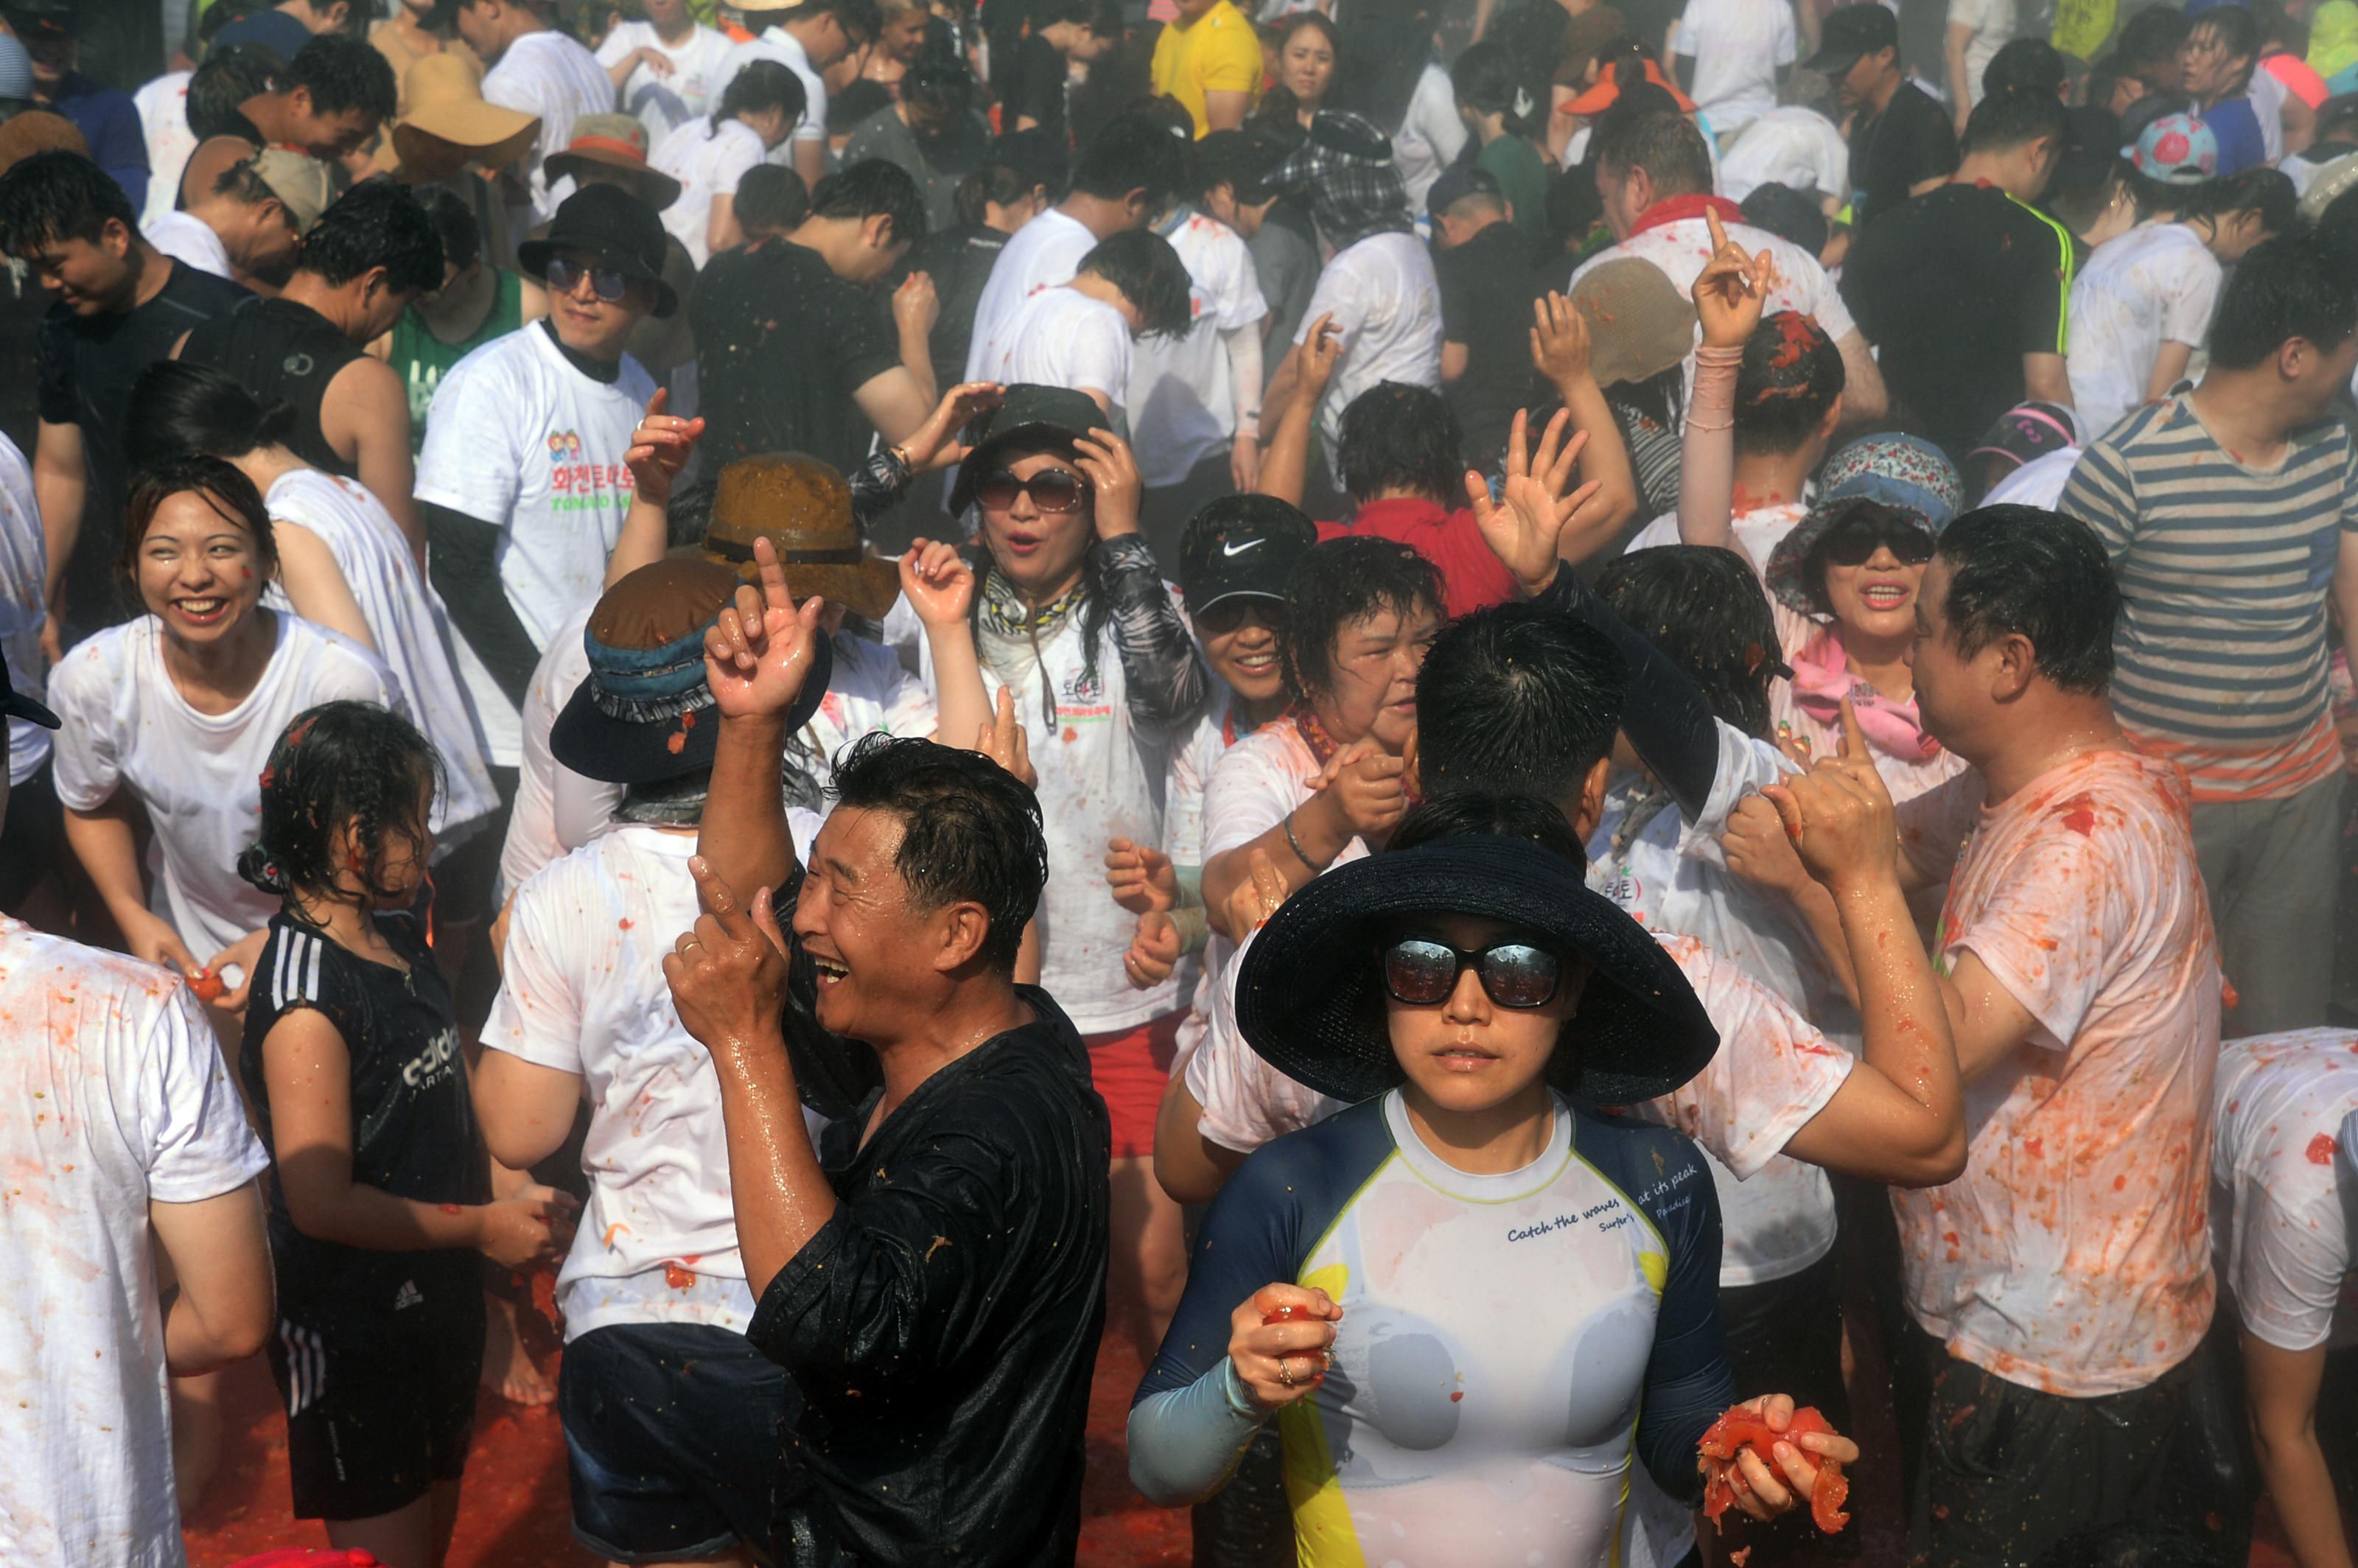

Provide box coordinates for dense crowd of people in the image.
[6,0,2358,1567]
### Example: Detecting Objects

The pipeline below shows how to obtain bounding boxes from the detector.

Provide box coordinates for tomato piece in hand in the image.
[1262,1303,1313,1326]
[1695,1404,1850,1534]
[189,967,225,1003]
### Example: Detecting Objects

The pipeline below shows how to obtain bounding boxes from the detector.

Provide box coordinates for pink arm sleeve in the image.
[1676,345,1752,567]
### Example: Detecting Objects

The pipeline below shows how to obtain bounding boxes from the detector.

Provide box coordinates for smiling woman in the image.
[43,454,405,998]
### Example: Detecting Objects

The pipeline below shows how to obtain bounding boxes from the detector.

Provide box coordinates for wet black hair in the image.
[1960,87,2070,157]
[0,150,132,256]
[953,161,1031,227]
[2116,5,2190,78]
[2182,164,2298,239]
[828,731,1047,974]
[1337,382,1465,504]
[2188,3,2261,68]
[298,177,444,292]
[1735,311,1845,458]
[283,32,397,124]
[737,164,811,234]
[125,360,297,469]
[808,157,928,247]
[1194,126,1287,205]
[1281,535,1445,701]
[1388,789,1590,867]
[238,701,443,909]
[189,42,284,141]
[1253,12,1340,133]
[1077,227,1194,339]
[1934,504,2117,694]
[902,55,976,119]
[1982,37,2068,99]
[1451,41,1547,139]
[2207,233,2357,368]
[417,183,480,273]
[119,453,281,588]
[1595,546,1780,738]
[1594,110,1714,200]
[714,59,808,137]
[1417,603,1628,806]
[1069,110,1189,211]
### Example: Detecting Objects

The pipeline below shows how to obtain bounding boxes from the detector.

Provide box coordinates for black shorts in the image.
[265,1286,486,1522]
[1909,1331,2195,1568]
[559,1321,788,1564]
[0,755,63,910]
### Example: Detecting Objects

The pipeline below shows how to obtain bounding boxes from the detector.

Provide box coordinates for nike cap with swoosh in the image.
[1178,494,1320,618]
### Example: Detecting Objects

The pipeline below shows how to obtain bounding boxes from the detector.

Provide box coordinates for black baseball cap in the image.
[1805,3,1897,78]
[1,648,57,733]
[1426,163,1504,223]
[1178,496,1318,616]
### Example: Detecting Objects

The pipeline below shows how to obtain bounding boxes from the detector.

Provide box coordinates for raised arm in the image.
[611,388,707,585]
[1075,428,1208,729]
[1677,211,1771,564]
[1254,312,1340,508]
[1529,292,1638,561]
[1758,704,1967,1186]
[899,538,990,751]
[695,535,831,904]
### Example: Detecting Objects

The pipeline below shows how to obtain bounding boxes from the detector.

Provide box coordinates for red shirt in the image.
[1316,497,1519,619]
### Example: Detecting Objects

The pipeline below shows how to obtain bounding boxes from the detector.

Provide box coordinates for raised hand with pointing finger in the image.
[1693,208,1774,351]
[1758,700,1903,893]
[704,535,828,722]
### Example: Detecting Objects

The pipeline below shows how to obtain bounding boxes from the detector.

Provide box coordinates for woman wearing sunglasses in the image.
[1680,218,1972,804]
[1130,794,1855,1564]
[942,383,1208,1365]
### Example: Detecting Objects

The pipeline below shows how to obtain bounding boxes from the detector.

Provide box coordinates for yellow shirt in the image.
[1150,0,1265,138]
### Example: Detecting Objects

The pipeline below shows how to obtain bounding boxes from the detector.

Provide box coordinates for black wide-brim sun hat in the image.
[1234,835,1719,1107]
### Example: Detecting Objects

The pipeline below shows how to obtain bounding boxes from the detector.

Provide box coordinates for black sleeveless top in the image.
[179,296,365,479]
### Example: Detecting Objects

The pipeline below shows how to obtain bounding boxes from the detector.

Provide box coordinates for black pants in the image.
[1715,1249,1858,1562]
[1905,1322,2197,1568]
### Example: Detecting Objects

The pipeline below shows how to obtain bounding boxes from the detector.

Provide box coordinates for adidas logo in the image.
[393,1279,423,1312]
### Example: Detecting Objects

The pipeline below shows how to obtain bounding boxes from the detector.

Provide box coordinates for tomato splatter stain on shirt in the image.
[617,918,633,931]
[665,1262,696,1289]
[2054,794,2097,835]
[2308,1133,2338,1166]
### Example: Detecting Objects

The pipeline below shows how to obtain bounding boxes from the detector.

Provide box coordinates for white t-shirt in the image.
[596,19,739,143]
[482,28,622,233]
[1981,444,2081,509]
[1294,231,1444,489]
[987,285,1136,421]
[1128,210,1267,487]
[47,612,403,961]
[133,71,197,231]
[1571,218,1856,405]
[2250,65,2289,165]
[1718,105,1850,205]
[1392,64,1470,211]
[0,919,269,1568]
[794,629,938,776]
[1671,0,1796,134]
[143,210,231,281]
[500,599,607,901]
[651,114,769,270]
[964,207,1099,385]
[415,322,656,766]
[260,469,500,840]
[722,27,828,161]
[1185,721,1374,1148]
[1946,0,2015,108]
[0,430,49,786]
[1623,499,1806,561]
[933,606,1183,1034]
[485,818,819,1338]
[2213,1030,2358,1354]
[2065,223,2221,444]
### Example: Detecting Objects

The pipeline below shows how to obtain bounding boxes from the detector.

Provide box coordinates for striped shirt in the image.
[2060,396,2356,802]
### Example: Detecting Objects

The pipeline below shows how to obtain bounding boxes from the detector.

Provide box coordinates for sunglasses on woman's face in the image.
[975,467,1089,514]
[1820,515,1936,567]
[1381,937,1563,1009]
[545,256,630,303]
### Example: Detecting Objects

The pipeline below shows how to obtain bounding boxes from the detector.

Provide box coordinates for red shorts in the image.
[1083,1011,1183,1161]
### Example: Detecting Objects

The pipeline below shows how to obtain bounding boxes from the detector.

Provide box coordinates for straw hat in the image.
[703,454,901,622]
[0,110,86,177]
[545,113,682,213]
[391,52,541,173]
[1568,258,1698,388]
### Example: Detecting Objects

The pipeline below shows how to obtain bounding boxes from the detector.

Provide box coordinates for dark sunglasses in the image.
[1819,514,1935,567]
[1381,937,1562,1009]
[545,256,631,303]
[974,467,1089,514]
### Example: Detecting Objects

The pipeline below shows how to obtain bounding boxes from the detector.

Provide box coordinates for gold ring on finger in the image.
[1277,1357,1295,1388]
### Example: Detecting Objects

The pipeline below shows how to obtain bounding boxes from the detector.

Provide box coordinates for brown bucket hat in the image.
[703,453,901,622]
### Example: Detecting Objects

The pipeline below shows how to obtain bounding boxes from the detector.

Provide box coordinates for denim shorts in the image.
[559,1321,788,1564]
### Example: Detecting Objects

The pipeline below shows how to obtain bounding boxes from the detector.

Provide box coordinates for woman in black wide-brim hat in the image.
[1127,794,1857,1564]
